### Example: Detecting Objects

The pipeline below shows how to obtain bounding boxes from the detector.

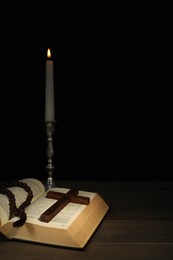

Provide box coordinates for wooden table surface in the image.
[1,180,173,260]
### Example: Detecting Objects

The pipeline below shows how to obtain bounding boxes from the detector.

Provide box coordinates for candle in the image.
[45,48,54,122]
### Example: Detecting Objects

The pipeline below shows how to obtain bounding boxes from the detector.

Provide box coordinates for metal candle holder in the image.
[45,121,57,190]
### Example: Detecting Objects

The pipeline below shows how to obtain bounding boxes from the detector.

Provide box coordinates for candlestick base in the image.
[45,177,57,191]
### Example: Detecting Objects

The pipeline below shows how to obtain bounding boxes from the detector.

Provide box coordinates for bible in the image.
[0,178,109,249]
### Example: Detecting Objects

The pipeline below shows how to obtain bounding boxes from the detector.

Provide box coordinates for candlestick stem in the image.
[45,121,57,190]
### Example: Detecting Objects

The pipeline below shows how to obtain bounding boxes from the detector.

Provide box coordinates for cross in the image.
[40,189,90,223]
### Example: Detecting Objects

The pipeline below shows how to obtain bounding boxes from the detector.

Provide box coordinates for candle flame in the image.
[47,48,51,58]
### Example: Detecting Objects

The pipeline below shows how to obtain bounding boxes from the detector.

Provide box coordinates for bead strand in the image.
[0,181,33,227]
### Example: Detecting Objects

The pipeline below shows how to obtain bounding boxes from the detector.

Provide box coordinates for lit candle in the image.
[45,48,54,122]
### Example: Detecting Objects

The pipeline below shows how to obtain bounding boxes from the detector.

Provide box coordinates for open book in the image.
[0,178,109,249]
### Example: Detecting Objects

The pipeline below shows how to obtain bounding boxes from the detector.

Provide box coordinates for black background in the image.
[1,2,172,181]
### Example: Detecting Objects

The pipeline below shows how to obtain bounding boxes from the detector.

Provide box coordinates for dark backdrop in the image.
[1,2,172,181]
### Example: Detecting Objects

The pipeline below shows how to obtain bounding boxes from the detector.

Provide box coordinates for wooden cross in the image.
[40,189,90,223]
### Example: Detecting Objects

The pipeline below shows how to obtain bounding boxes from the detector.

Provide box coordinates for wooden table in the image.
[1,180,173,259]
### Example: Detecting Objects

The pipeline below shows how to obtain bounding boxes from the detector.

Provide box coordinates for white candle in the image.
[45,48,54,122]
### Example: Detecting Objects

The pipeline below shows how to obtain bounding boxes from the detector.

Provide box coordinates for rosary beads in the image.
[0,181,33,227]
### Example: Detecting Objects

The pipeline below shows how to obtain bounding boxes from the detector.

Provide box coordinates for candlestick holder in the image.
[45,121,57,190]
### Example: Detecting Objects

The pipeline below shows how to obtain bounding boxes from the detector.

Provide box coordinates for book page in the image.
[19,178,45,201]
[0,178,45,227]
[24,187,96,229]
[0,205,9,227]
